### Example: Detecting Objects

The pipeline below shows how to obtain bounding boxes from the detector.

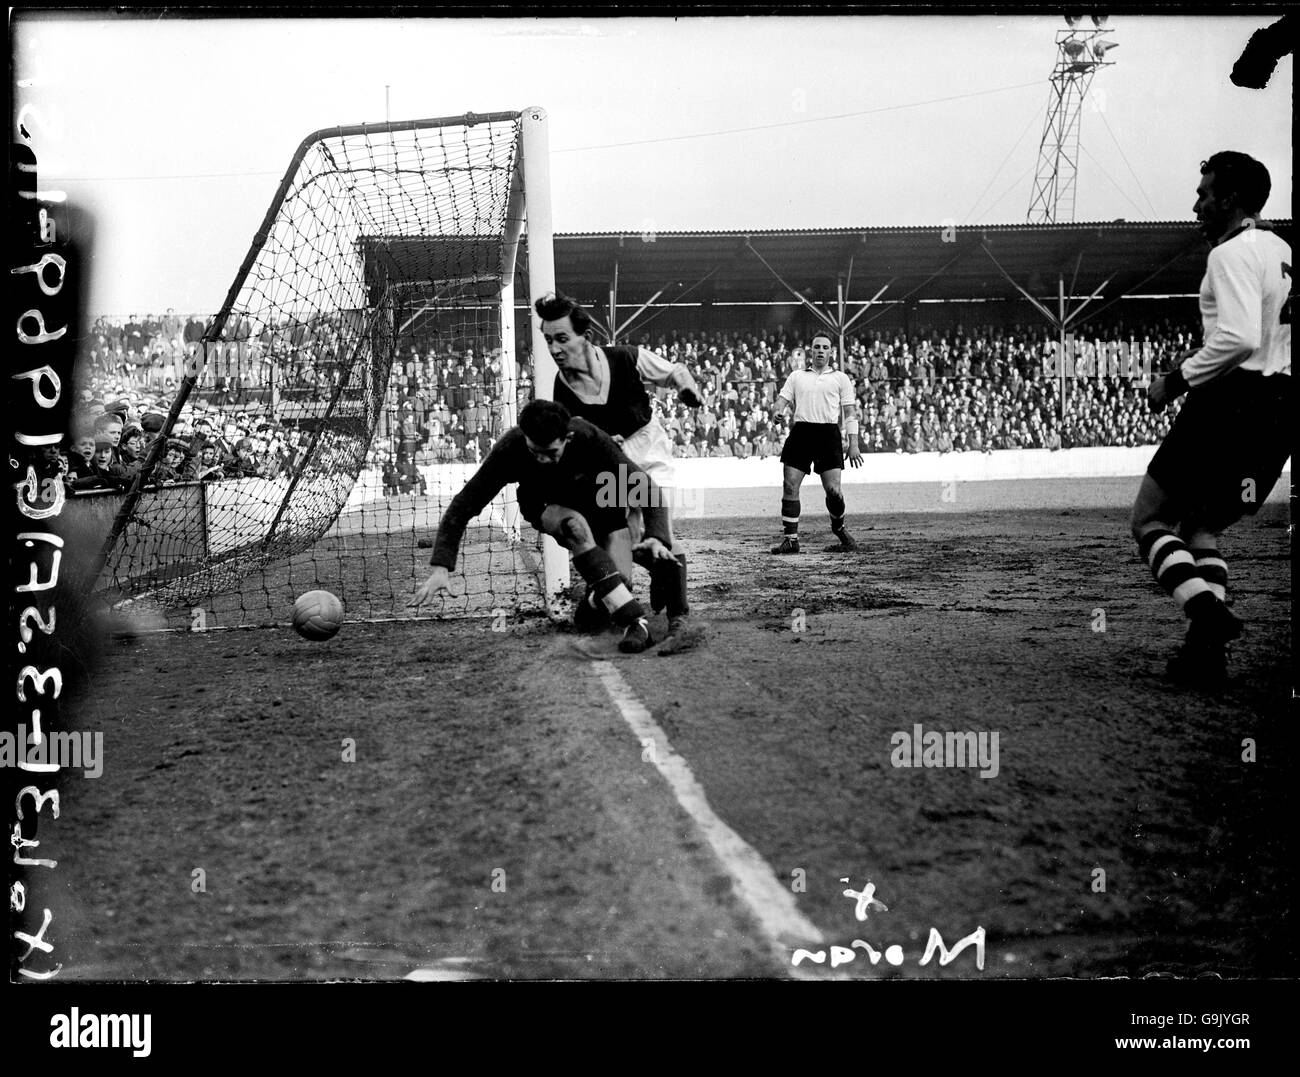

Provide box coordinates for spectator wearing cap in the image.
[462,392,490,441]
[141,411,167,438]
[445,362,467,411]
[903,422,923,454]
[155,438,190,484]
[381,453,401,497]
[397,403,421,457]
[185,442,225,482]
[224,438,260,479]
[124,315,144,355]
[396,453,428,496]
[110,422,147,483]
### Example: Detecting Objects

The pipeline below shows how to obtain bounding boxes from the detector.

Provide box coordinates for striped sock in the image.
[573,548,645,625]
[1138,529,1217,619]
[781,497,800,537]
[1191,548,1228,602]
[826,491,846,533]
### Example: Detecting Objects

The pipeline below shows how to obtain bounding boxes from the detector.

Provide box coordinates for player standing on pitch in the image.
[1130,151,1291,688]
[409,399,678,654]
[769,333,863,554]
[535,292,704,654]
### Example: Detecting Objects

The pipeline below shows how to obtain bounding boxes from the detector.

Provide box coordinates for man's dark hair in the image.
[1201,151,1271,215]
[519,399,572,445]
[534,292,592,336]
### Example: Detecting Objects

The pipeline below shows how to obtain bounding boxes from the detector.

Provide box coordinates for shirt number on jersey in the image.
[1282,262,1292,325]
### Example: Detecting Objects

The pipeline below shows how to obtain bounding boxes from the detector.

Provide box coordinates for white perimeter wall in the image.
[347,448,1291,510]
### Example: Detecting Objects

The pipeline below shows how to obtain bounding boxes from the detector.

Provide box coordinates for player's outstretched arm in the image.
[635,345,703,406]
[414,431,518,588]
[409,565,455,609]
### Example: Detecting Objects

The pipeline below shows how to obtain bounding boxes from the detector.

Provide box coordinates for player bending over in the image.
[535,291,703,653]
[770,333,863,554]
[1130,151,1291,689]
[409,399,682,655]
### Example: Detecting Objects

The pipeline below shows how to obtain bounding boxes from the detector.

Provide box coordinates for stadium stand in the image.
[62,311,1195,501]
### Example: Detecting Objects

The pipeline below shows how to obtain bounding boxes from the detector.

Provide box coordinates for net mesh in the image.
[92,114,545,629]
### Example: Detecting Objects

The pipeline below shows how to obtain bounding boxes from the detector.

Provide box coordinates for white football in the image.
[292,589,344,640]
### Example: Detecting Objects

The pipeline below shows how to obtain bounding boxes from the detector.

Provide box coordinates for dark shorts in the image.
[523,496,630,544]
[779,422,844,475]
[1147,369,1291,528]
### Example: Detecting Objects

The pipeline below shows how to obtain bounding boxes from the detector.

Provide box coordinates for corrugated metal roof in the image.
[360,220,1293,307]
[548,220,1293,304]
[556,220,1211,238]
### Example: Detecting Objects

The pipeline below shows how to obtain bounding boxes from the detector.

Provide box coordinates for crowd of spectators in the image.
[54,384,311,495]
[60,312,1196,497]
[630,319,1189,458]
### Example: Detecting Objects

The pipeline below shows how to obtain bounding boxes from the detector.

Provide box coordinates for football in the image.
[292,589,344,641]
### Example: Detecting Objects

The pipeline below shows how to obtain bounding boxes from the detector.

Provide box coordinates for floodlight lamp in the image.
[1065,14,1084,26]
[1062,39,1087,58]
[1094,39,1119,59]
[1091,14,1109,28]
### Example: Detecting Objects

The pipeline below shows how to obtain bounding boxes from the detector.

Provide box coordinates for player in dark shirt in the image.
[409,399,678,653]
[536,292,704,653]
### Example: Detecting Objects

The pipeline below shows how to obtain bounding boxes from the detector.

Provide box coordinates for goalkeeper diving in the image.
[409,399,689,655]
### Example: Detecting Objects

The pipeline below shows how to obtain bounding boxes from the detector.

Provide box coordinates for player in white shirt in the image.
[770,333,864,554]
[1131,151,1292,689]
[536,292,705,654]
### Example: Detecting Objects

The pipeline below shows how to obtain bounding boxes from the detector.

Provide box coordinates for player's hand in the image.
[847,446,864,468]
[678,386,703,408]
[612,434,626,447]
[632,537,677,562]
[1148,371,1189,413]
[1147,374,1171,412]
[409,566,453,609]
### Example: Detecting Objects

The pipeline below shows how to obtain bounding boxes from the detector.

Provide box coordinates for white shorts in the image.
[619,420,676,488]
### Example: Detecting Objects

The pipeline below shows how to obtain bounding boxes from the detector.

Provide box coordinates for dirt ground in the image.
[47,501,1293,980]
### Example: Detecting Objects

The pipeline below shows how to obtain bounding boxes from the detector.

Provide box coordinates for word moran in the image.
[890,723,999,779]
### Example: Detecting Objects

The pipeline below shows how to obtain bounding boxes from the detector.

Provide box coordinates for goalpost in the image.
[92,108,569,629]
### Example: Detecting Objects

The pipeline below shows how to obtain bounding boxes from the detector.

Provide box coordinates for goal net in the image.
[88,109,565,630]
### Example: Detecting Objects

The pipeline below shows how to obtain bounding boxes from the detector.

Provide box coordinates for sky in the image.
[11,11,1293,316]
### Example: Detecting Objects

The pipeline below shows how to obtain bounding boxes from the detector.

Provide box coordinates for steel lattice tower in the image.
[1027,17,1119,223]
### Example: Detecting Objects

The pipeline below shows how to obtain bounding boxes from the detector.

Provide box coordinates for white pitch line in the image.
[588,659,832,978]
